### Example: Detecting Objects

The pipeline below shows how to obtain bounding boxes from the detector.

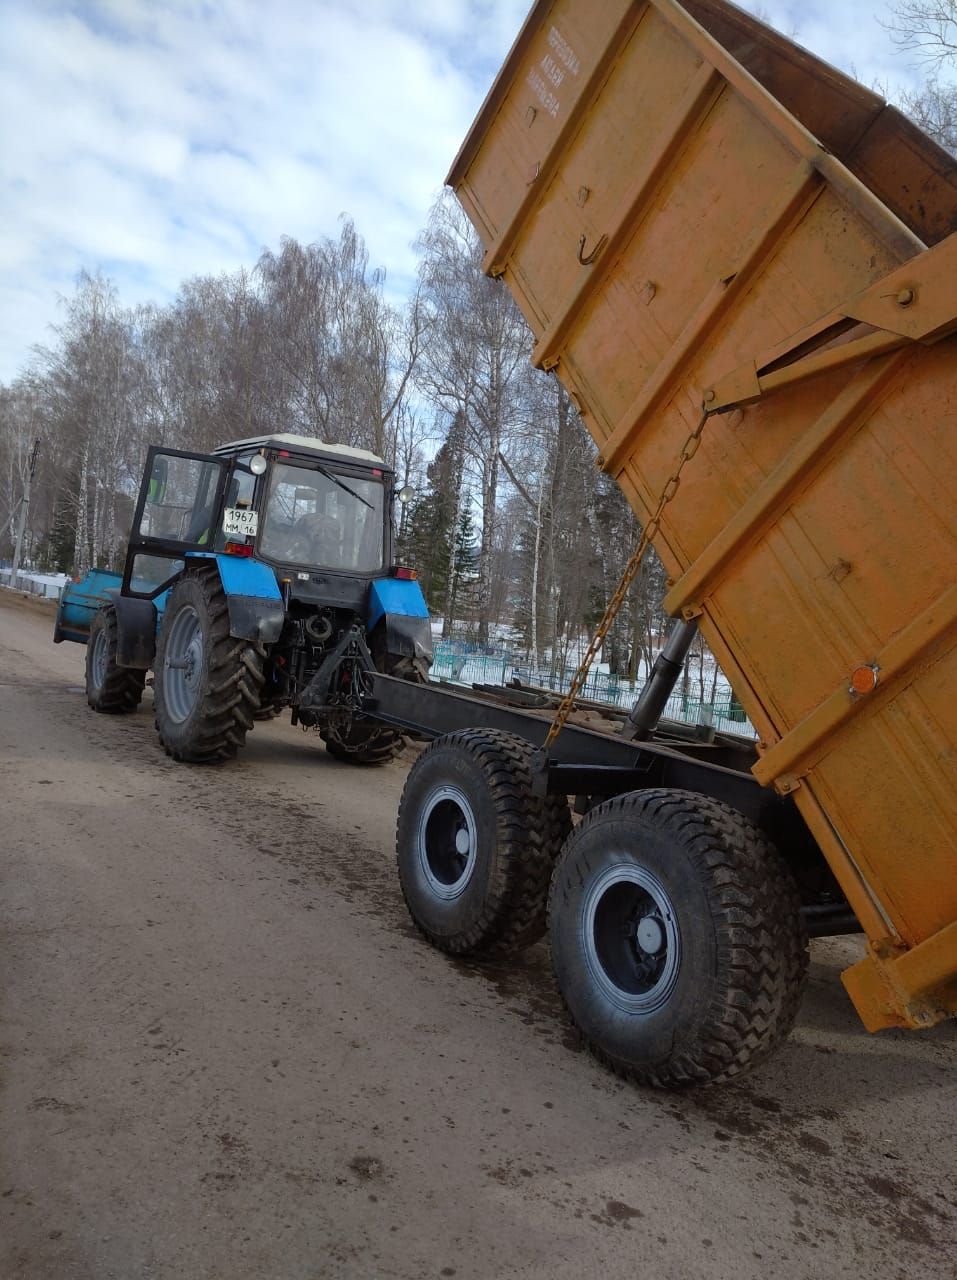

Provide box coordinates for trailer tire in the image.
[548,789,808,1088]
[154,566,265,763]
[85,605,146,714]
[397,729,572,956]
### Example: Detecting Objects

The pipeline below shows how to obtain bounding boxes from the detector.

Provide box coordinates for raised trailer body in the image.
[447,0,957,1032]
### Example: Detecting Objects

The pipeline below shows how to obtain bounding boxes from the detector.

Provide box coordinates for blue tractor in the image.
[54,434,432,765]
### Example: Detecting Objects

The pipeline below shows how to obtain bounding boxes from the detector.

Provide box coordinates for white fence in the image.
[0,569,69,599]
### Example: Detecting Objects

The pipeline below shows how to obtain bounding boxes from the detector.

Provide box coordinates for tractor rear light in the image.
[393,565,417,580]
[224,541,253,557]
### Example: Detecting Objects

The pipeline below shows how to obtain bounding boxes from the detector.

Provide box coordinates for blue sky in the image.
[0,0,930,383]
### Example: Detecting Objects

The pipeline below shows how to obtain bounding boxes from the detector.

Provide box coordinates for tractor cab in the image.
[124,434,396,608]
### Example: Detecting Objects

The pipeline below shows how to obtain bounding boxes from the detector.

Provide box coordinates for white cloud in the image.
[745,1,925,94]
[0,0,931,382]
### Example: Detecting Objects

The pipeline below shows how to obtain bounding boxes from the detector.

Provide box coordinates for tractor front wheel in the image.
[153,567,265,763]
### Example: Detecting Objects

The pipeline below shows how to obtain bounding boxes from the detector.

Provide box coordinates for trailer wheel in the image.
[397,729,572,956]
[321,654,427,765]
[85,605,146,714]
[548,789,808,1088]
[153,566,265,763]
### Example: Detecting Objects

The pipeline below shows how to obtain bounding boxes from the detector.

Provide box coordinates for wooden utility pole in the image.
[10,438,40,585]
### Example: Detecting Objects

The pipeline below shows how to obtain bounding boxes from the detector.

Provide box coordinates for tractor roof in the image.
[214,433,387,469]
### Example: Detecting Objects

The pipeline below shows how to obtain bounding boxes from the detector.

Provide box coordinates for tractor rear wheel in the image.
[252,702,284,721]
[397,729,572,956]
[548,789,808,1087]
[85,605,146,714]
[322,718,404,765]
[153,566,265,763]
[321,653,429,766]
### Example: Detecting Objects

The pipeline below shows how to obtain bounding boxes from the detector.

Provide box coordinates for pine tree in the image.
[447,497,480,630]
[401,435,460,615]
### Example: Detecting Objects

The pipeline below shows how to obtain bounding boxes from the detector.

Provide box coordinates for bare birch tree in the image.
[886,0,957,66]
[415,193,536,642]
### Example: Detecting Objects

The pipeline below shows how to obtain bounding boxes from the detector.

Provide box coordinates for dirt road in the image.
[1,589,954,1280]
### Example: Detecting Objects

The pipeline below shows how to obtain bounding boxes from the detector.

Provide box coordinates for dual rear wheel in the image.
[396,732,808,1087]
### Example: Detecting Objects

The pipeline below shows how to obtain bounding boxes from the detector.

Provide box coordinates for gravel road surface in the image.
[1,589,954,1280]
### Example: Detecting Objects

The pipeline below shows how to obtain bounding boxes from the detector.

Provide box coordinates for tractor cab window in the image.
[139,454,224,546]
[259,462,385,573]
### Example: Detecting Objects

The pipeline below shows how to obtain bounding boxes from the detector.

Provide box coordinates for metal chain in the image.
[543,407,711,749]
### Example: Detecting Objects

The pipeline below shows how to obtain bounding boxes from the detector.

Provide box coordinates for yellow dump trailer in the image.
[448,0,957,1043]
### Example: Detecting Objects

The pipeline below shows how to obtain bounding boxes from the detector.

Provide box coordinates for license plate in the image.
[222,507,259,537]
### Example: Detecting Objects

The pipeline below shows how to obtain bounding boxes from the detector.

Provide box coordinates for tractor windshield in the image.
[259,462,385,573]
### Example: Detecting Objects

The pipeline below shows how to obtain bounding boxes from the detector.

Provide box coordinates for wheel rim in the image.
[582,863,681,1014]
[415,785,478,900]
[89,626,109,692]
[163,604,204,724]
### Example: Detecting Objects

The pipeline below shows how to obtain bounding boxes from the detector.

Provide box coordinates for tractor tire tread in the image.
[320,652,427,766]
[86,606,146,714]
[155,565,265,763]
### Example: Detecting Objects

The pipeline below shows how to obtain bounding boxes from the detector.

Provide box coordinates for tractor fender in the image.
[368,578,433,664]
[109,591,157,669]
[184,552,285,645]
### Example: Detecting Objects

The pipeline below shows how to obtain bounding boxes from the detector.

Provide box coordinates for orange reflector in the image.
[224,541,253,558]
[394,566,417,580]
[849,664,879,696]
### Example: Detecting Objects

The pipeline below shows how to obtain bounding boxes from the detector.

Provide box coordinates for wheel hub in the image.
[635,915,665,955]
[162,604,204,724]
[416,785,478,901]
[582,864,681,1014]
[90,627,108,691]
